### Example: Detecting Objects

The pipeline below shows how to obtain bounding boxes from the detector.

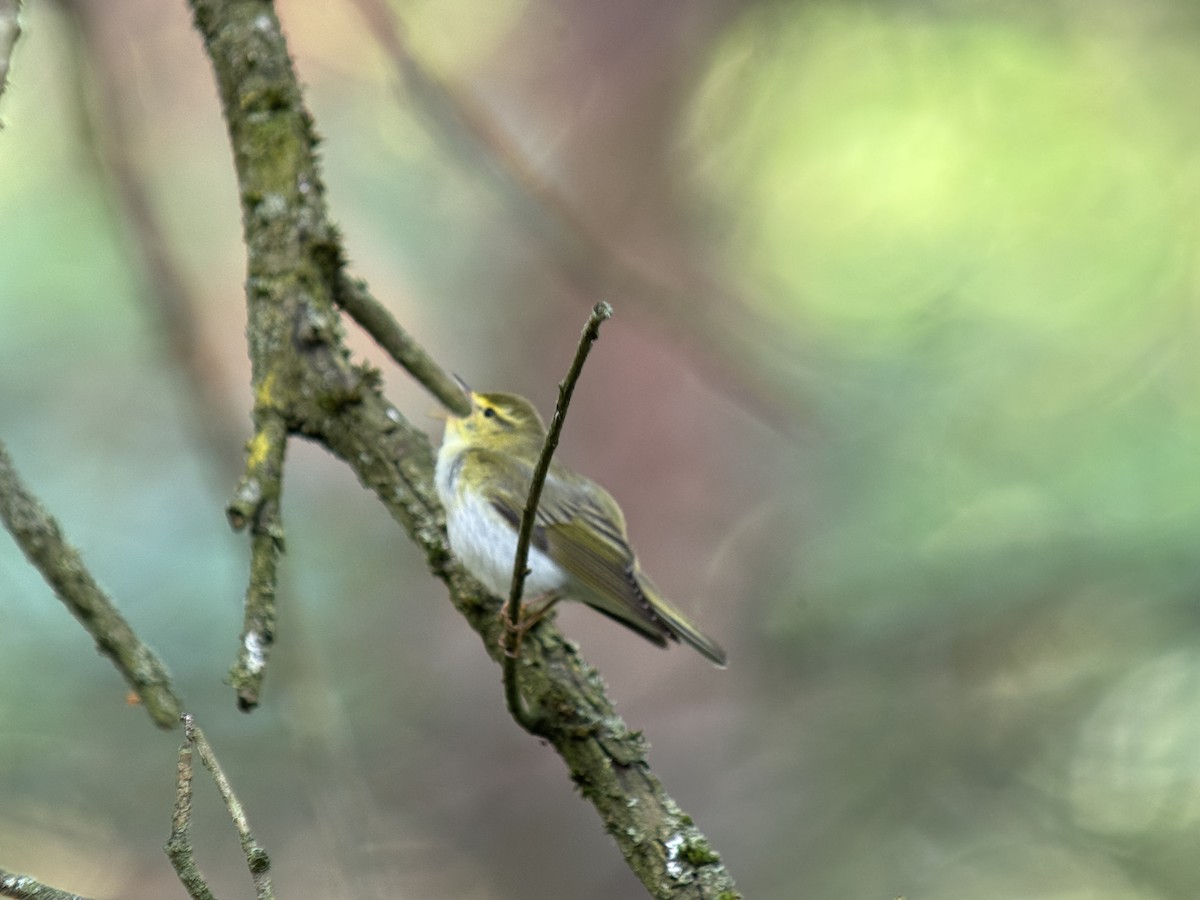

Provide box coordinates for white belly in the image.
[436,448,566,599]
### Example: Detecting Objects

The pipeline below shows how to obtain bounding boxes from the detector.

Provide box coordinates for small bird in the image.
[435,389,727,667]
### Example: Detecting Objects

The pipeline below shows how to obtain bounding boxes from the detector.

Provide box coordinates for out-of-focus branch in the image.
[59,0,244,483]
[0,440,182,729]
[0,0,20,110]
[0,867,94,900]
[189,0,739,894]
[350,0,804,434]
[166,714,273,900]
[503,301,612,730]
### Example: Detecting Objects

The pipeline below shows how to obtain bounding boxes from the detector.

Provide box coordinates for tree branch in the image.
[225,409,288,710]
[189,0,738,894]
[334,272,470,417]
[59,0,244,483]
[164,738,216,900]
[0,439,182,729]
[0,869,93,900]
[502,301,612,730]
[0,0,20,111]
[349,0,803,435]
[166,714,273,900]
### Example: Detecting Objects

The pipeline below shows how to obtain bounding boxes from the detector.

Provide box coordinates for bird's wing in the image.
[488,462,668,646]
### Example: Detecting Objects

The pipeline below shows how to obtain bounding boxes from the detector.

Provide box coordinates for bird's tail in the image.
[634,571,728,667]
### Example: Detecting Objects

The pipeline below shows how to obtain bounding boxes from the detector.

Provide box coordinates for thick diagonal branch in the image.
[189,1,738,894]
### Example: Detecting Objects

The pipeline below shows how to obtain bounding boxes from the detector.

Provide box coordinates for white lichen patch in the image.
[244,631,267,674]
[664,833,686,878]
[257,193,287,220]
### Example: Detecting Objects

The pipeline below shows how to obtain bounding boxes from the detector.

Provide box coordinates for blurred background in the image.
[3,0,1200,897]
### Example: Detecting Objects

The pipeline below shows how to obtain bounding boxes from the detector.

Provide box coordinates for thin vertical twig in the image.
[502,302,613,730]
[226,413,288,711]
[164,733,217,900]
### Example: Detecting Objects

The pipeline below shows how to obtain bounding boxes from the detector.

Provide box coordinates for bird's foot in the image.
[502,593,562,658]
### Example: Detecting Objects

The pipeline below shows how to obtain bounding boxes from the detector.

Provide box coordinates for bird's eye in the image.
[482,407,497,419]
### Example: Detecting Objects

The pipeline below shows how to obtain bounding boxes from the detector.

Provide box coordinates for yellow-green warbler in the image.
[435,390,727,666]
